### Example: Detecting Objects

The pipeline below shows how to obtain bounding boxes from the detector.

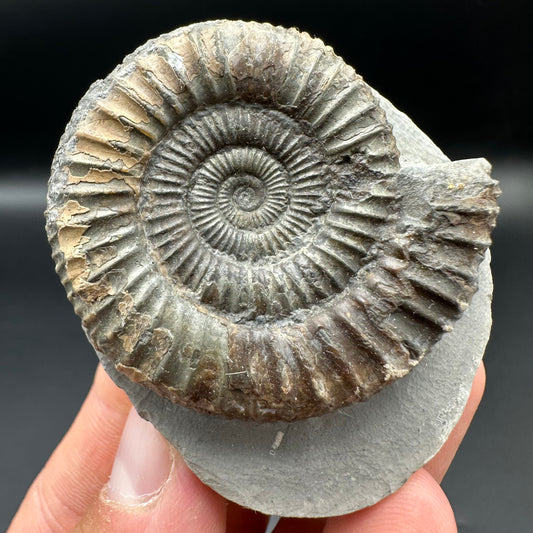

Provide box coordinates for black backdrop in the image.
[1,1,532,532]
[1,0,532,171]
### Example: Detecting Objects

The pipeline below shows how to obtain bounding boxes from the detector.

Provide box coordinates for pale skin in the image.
[8,363,486,533]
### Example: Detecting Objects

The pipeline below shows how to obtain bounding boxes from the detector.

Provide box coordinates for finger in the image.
[225,502,269,533]
[273,517,327,532]
[323,469,457,533]
[8,364,132,533]
[424,363,486,483]
[74,408,226,533]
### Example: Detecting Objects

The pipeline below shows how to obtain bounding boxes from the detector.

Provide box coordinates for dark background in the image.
[1,1,532,531]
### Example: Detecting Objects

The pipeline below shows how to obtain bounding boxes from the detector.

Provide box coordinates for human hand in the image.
[8,362,485,533]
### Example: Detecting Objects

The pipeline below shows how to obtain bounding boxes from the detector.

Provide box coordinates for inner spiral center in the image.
[228,175,265,211]
[141,103,340,320]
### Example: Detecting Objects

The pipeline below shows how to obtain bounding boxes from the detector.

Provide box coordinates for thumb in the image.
[74,407,227,533]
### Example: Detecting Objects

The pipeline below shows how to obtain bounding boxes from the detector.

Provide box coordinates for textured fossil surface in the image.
[46,20,499,422]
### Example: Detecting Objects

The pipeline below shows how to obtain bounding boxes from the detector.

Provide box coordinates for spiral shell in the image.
[46,20,499,421]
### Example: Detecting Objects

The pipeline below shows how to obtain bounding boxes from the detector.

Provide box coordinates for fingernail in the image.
[106,408,172,505]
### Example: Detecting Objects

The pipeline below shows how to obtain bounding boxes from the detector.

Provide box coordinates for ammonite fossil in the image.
[46,20,499,422]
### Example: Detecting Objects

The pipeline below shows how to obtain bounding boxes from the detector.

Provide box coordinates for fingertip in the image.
[105,408,172,506]
[76,434,227,533]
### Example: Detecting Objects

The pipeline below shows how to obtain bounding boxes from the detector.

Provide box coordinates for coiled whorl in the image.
[46,20,499,421]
